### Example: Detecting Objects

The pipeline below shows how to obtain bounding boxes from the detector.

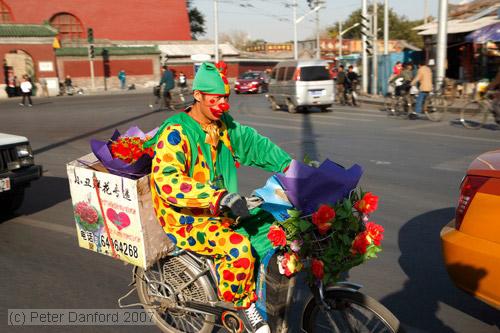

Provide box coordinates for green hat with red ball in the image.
[192,62,230,95]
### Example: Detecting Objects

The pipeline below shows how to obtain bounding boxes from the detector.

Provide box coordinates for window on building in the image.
[0,1,13,23]
[49,12,84,41]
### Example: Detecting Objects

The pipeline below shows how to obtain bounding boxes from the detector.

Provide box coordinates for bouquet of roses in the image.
[263,159,384,285]
[90,126,157,179]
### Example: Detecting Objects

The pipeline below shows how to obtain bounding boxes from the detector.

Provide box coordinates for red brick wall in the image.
[62,58,153,77]
[4,0,191,41]
[0,43,57,83]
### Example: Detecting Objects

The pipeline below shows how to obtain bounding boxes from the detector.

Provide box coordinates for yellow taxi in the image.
[440,149,500,309]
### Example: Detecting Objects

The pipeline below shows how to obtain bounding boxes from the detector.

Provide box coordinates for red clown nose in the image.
[219,102,230,112]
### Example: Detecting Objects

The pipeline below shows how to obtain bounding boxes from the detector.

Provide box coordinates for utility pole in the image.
[214,0,219,63]
[361,0,369,94]
[384,0,389,55]
[316,6,321,59]
[338,21,342,58]
[293,0,298,60]
[424,0,429,24]
[87,28,95,90]
[371,0,378,95]
[436,0,448,90]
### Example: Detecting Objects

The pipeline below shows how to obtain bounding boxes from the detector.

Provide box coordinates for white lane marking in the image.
[393,122,450,131]
[410,131,500,143]
[369,160,392,165]
[14,216,76,236]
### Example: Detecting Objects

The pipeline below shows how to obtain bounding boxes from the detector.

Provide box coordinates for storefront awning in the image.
[417,16,500,36]
[466,22,500,43]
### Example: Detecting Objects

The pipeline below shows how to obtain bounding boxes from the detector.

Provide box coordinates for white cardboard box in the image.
[67,153,174,268]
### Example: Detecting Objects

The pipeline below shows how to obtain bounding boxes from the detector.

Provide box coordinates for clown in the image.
[146,62,291,333]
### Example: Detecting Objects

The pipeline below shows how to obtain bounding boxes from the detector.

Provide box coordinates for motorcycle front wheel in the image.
[303,289,403,333]
[135,255,217,333]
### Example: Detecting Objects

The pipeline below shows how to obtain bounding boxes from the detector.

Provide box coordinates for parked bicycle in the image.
[119,194,403,333]
[460,91,500,129]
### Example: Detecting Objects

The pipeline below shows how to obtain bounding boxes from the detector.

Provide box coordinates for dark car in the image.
[234,71,268,94]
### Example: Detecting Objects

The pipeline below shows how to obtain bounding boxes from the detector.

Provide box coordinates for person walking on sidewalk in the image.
[19,75,33,107]
[345,65,359,106]
[410,60,433,119]
[118,70,127,89]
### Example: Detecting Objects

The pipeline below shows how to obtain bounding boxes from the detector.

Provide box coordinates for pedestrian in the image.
[6,72,17,97]
[345,65,359,106]
[118,70,126,89]
[159,65,175,110]
[335,65,346,105]
[145,61,291,333]
[392,61,402,76]
[178,71,187,88]
[410,60,433,119]
[40,78,49,97]
[19,75,33,107]
[64,75,74,95]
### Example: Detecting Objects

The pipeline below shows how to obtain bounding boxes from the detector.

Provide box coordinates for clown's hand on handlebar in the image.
[220,192,250,219]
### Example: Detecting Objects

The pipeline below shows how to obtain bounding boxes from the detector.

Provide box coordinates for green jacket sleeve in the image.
[225,114,292,172]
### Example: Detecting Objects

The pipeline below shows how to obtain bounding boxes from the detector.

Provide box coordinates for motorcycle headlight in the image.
[16,144,33,158]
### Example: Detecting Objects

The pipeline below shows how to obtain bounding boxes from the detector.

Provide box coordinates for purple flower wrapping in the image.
[276,159,363,215]
[90,126,158,179]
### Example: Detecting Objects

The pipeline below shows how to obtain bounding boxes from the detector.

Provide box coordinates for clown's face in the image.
[194,91,230,121]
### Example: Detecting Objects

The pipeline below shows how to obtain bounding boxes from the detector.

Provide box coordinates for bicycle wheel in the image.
[303,289,403,333]
[136,255,217,333]
[383,95,395,115]
[460,101,487,129]
[424,95,446,122]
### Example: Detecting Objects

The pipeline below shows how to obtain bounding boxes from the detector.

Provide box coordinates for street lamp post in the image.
[436,0,448,90]
[293,0,298,60]
[338,22,360,59]
[295,2,322,60]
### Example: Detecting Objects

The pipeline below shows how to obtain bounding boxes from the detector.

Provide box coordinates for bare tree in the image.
[219,30,252,50]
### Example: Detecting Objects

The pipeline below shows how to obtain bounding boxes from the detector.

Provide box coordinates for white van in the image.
[267,60,334,113]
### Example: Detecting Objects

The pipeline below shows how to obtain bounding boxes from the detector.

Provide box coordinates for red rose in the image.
[354,192,379,215]
[351,231,370,254]
[267,225,287,247]
[311,258,325,280]
[312,205,335,235]
[365,222,384,246]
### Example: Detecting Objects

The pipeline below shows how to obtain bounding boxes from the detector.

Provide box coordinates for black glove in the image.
[220,192,250,218]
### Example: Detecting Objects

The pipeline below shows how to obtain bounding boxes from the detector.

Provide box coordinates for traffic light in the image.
[360,14,373,55]
[89,45,95,59]
[87,27,94,44]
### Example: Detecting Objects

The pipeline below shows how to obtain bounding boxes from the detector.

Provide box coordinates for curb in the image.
[357,96,466,114]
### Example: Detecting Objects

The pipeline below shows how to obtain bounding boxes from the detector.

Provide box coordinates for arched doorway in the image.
[49,12,84,46]
[0,0,14,23]
[3,50,35,97]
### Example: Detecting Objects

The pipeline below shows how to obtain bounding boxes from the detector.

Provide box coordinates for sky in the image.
[192,0,467,42]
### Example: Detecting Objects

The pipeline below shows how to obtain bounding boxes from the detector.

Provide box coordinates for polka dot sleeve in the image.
[151,125,226,214]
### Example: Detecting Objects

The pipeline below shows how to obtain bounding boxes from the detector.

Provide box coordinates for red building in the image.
[1,0,190,97]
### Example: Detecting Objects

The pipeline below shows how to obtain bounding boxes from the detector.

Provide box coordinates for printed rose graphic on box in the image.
[73,201,103,232]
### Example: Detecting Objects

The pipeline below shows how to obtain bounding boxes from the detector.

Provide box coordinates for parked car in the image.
[440,149,500,309]
[0,133,42,213]
[234,71,268,94]
[267,60,334,113]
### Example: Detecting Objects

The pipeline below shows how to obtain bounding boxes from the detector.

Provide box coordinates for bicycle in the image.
[149,86,191,112]
[384,83,413,118]
[119,197,403,333]
[460,91,500,129]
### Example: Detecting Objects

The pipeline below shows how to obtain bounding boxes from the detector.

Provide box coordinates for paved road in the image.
[0,93,499,333]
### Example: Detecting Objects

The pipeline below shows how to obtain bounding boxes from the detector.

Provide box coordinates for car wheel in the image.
[287,99,297,113]
[321,105,332,112]
[235,91,240,94]
[269,97,279,111]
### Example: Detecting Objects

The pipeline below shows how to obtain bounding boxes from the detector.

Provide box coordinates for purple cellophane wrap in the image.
[276,159,363,215]
[90,126,158,179]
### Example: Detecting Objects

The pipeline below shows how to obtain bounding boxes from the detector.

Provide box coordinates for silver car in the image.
[267,60,334,113]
